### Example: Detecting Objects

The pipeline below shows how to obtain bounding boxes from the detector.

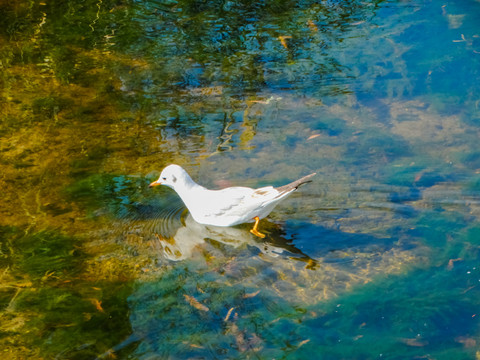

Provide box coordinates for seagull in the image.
[149,164,316,238]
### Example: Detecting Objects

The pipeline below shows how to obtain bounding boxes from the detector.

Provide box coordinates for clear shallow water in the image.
[1,0,480,359]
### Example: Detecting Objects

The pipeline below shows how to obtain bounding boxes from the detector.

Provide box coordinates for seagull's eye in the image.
[162,177,167,181]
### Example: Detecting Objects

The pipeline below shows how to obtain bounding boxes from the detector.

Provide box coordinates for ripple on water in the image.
[117,200,188,240]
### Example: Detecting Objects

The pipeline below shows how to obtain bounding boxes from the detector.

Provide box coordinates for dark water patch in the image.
[64,174,116,211]
[284,220,401,260]
[380,160,461,189]
[345,132,412,166]
[388,187,421,203]
[311,115,346,137]
[360,201,418,218]
[413,171,453,188]
[460,151,480,170]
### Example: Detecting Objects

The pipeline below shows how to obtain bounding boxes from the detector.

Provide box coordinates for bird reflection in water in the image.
[152,213,317,269]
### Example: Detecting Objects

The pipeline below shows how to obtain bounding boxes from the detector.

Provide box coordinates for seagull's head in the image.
[149,164,191,189]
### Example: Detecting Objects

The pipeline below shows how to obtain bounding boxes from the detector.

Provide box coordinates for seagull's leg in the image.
[250,216,266,238]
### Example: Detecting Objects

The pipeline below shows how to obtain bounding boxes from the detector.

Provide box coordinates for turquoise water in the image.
[1,0,480,358]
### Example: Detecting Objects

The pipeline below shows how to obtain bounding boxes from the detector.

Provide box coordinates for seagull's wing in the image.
[202,187,256,217]
[187,174,316,226]
[203,186,280,217]
[228,186,282,217]
[251,186,281,201]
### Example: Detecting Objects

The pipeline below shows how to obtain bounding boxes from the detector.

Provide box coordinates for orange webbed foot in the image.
[250,216,266,238]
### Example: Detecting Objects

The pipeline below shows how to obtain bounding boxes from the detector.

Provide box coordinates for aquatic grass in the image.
[0,226,135,359]
[32,96,74,122]
[11,231,85,279]
[0,227,83,278]
[12,281,134,360]
[0,288,17,311]
[0,226,18,268]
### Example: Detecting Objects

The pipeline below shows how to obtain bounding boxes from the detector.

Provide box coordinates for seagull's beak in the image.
[149,180,162,188]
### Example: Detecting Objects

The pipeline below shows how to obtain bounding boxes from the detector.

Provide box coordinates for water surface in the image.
[1,0,480,358]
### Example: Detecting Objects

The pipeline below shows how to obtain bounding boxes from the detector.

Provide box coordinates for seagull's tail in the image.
[275,172,317,195]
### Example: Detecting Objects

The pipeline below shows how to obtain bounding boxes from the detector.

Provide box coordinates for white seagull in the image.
[149,164,316,238]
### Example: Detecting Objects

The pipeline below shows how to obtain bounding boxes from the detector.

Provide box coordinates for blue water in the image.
[1,0,480,358]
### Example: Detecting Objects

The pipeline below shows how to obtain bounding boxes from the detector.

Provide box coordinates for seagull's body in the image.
[149,164,316,237]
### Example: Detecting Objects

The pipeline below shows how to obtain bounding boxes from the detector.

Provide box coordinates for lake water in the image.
[1,0,480,359]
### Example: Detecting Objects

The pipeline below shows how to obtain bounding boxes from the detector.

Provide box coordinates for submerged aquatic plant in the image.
[0,227,135,359]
